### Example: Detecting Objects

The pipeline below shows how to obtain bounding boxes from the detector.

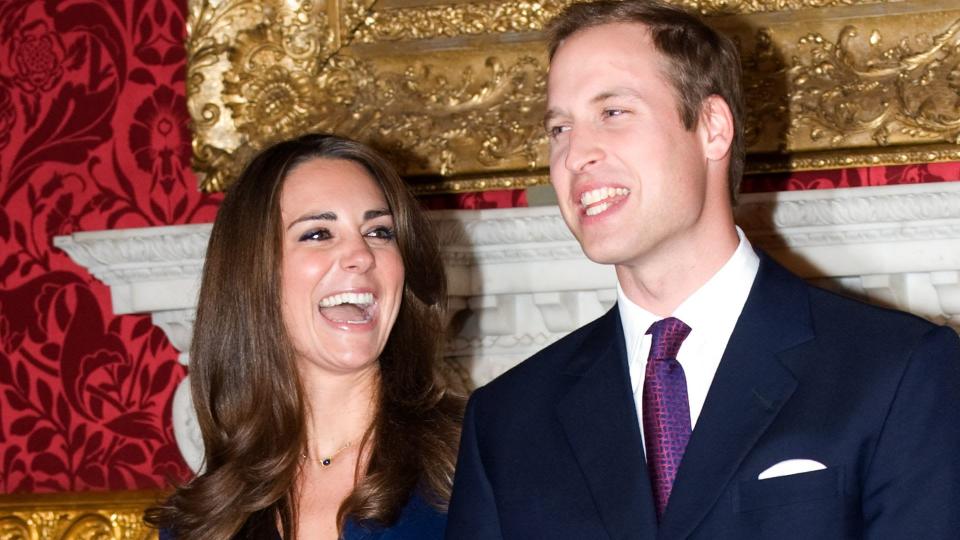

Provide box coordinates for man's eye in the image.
[299,228,331,242]
[549,125,570,137]
[365,226,396,241]
[602,108,626,118]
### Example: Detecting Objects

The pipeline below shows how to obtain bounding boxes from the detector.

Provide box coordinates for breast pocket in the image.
[735,467,843,513]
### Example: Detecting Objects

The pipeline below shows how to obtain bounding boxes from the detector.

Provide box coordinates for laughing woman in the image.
[145,134,463,539]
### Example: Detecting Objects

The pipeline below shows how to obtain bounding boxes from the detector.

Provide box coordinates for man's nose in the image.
[564,127,604,172]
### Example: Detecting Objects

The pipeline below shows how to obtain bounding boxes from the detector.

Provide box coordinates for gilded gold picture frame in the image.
[187,0,960,194]
[0,490,163,539]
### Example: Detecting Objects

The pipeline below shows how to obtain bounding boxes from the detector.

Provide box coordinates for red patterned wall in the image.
[742,162,960,192]
[1,0,958,496]
[0,0,220,493]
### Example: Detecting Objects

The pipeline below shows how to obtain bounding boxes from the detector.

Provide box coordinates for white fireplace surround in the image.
[55,182,960,470]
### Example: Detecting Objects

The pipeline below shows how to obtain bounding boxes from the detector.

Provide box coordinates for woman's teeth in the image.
[319,292,374,308]
[318,292,375,325]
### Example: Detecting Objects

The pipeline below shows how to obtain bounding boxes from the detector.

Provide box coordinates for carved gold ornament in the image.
[188,0,960,193]
[0,490,162,539]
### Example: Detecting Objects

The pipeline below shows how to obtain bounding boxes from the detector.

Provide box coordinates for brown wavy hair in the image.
[145,133,462,539]
[548,0,746,204]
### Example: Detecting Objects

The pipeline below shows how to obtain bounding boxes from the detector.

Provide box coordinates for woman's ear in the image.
[699,94,735,162]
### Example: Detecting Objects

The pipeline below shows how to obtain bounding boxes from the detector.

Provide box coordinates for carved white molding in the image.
[171,374,204,472]
[736,184,960,281]
[54,182,960,470]
[53,223,209,315]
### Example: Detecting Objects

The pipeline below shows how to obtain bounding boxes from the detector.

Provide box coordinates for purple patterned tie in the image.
[642,317,693,521]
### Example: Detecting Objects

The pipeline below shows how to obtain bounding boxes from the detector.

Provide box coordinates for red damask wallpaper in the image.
[0,0,958,497]
[742,162,960,192]
[0,0,220,493]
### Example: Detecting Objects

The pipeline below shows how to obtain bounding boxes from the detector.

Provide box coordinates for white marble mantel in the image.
[55,182,960,469]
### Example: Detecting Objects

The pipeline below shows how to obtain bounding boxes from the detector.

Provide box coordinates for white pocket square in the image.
[757,459,827,480]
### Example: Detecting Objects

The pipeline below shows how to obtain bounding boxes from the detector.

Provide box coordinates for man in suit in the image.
[445,1,960,538]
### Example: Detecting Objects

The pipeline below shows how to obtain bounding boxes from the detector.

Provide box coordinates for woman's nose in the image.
[339,236,375,272]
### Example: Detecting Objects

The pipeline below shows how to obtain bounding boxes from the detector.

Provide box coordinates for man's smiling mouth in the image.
[580,187,630,216]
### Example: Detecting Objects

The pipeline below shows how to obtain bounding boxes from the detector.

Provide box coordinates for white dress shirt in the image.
[617,227,760,452]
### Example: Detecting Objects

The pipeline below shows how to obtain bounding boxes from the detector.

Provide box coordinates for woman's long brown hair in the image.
[144,134,462,539]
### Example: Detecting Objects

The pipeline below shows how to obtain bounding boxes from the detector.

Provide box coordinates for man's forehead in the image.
[547,23,660,88]
[547,27,670,97]
[551,21,653,59]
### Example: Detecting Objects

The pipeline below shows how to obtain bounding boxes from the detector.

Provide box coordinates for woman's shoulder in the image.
[343,489,446,540]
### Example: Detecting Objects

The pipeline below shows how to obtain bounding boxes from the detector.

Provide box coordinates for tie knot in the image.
[646,317,691,360]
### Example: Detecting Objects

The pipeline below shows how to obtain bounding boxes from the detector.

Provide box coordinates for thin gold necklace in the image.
[302,440,354,468]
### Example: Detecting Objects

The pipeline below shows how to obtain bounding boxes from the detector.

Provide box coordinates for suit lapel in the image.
[658,254,814,539]
[557,308,659,540]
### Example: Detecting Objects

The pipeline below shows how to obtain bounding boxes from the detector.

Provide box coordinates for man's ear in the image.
[699,94,734,161]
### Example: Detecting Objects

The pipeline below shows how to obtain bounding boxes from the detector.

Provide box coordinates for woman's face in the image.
[279,158,405,376]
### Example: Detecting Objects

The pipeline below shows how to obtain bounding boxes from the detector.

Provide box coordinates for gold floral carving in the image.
[734,4,960,159]
[677,0,868,15]
[188,0,960,193]
[187,0,377,191]
[789,20,960,149]
[0,491,162,540]
[355,0,564,42]
[355,0,881,43]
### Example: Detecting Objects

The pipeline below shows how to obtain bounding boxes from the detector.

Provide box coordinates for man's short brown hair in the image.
[548,0,746,203]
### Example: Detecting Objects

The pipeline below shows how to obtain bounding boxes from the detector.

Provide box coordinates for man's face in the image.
[545,22,713,269]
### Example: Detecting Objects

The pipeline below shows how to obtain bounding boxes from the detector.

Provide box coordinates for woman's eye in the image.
[299,228,331,242]
[365,226,396,242]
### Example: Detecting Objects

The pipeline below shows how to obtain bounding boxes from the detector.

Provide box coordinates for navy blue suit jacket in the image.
[446,254,960,539]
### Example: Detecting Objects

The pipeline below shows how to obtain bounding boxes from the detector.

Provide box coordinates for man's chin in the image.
[580,243,627,266]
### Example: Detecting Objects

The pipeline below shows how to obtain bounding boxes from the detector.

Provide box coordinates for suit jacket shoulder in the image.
[806,280,948,348]
[670,253,960,540]
[770,263,958,398]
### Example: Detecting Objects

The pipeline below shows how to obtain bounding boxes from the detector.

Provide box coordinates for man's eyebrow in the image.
[287,211,336,230]
[543,109,562,130]
[592,88,644,104]
[543,89,645,129]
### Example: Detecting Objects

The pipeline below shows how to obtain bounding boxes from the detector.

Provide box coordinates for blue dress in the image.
[343,491,446,539]
[158,490,446,539]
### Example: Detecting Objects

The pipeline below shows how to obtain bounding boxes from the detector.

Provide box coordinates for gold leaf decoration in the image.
[354,0,884,44]
[788,19,960,149]
[189,0,960,193]
[0,491,161,540]
[354,0,565,42]
[677,0,867,14]
[311,54,549,176]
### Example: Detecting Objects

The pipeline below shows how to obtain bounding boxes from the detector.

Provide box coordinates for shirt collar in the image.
[617,227,759,352]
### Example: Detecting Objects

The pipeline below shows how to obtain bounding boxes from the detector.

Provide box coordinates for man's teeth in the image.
[585,202,610,216]
[580,187,629,207]
[319,292,374,308]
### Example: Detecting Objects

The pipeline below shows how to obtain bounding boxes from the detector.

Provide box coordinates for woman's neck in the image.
[300,363,379,459]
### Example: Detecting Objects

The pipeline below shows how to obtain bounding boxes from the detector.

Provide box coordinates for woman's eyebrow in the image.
[287,211,336,230]
[365,208,391,220]
[286,209,391,230]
